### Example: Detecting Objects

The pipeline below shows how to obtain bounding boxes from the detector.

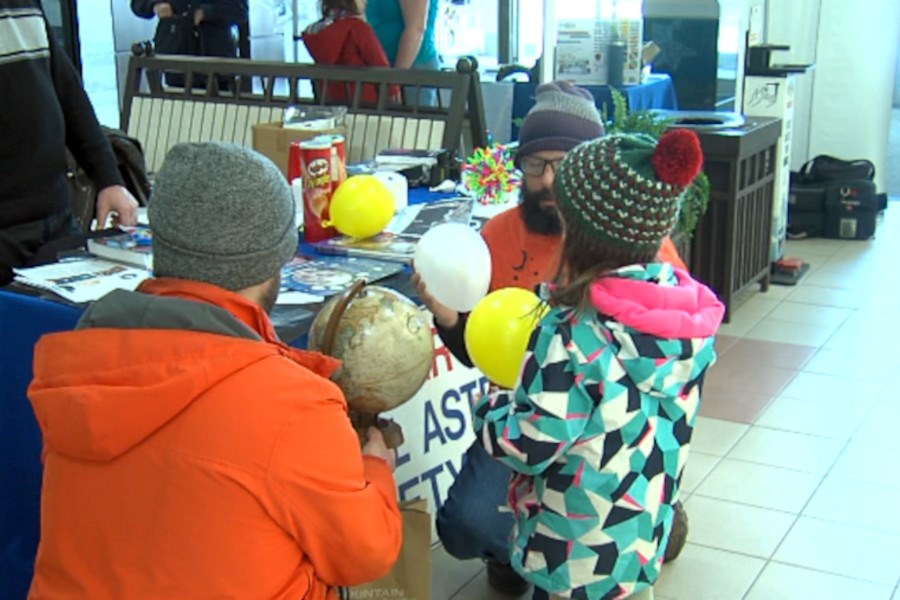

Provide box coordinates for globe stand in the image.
[319,280,406,450]
[349,411,405,449]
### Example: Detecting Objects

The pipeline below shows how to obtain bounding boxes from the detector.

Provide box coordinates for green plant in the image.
[604,89,711,238]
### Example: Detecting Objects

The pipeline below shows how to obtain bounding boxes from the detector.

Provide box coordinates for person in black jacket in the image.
[131,0,248,61]
[0,0,138,277]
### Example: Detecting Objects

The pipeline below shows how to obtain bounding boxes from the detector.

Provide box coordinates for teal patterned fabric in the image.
[473,264,717,599]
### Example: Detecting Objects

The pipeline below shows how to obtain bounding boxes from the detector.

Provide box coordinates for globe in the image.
[308,284,435,414]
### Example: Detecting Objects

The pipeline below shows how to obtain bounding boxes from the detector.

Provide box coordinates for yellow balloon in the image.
[328,175,395,239]
[465,288,549,389]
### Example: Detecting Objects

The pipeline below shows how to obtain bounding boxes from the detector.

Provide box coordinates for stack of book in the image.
[86,225,153,270]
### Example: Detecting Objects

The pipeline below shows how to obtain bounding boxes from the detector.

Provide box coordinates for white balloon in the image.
[372,170,409,211]
[414,222,492,313]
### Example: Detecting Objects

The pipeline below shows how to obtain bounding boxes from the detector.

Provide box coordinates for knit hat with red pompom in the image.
[555,129,704,256]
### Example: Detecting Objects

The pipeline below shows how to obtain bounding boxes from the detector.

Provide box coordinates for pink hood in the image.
[590,267,724,339]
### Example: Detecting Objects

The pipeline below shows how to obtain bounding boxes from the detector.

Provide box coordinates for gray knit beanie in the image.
[149,142,298,291]
[517,81,605,160]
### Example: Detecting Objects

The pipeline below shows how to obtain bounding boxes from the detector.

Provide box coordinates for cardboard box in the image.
[642,41,661,65]
[251,121,348,178]
[349,499,430,600]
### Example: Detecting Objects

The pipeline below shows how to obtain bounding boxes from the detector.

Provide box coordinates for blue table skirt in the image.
[510,73,679,139]
[0,291,82,600]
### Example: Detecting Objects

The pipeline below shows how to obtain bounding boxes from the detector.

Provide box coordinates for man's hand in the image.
[411,272,459,329]
[193,7,204,25]
[95,185,139,230]
[362,427,397,470]
[153,2,174,18]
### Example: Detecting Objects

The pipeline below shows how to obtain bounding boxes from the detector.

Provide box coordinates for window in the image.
[517,0,544,68]
[436,0,500,72]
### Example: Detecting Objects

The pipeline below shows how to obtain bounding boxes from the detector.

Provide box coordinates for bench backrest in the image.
[121,55,489,173]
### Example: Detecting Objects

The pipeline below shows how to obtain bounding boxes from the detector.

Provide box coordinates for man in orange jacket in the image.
[414,81,690,595]
[27,142,402,599]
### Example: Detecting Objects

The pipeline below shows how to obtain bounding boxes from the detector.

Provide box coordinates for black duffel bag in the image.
[788,171,827,238]
[799,155,875,183]
[789,155,882,240]
[823,179,879,240]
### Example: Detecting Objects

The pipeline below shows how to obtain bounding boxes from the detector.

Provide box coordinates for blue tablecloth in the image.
[0,291,82,600]
[510,73,679,139]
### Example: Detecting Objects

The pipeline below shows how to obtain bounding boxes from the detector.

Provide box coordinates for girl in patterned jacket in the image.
[473,130,725,600]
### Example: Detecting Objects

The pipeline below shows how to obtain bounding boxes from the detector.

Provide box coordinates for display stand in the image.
[742,44,813,278]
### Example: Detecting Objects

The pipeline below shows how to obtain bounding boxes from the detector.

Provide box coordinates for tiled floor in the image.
[431,204,900,599]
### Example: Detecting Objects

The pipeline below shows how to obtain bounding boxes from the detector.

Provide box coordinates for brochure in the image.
[14,256,151,304]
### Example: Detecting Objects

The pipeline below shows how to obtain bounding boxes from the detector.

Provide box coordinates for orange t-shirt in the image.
[481,206,561,292]
[481,207,688,292]
[658,237,688,272]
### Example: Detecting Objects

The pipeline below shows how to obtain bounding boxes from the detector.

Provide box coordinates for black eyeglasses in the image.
[519,156,564,177]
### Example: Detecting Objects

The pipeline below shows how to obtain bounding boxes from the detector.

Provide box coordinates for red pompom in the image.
[652,129,704,187]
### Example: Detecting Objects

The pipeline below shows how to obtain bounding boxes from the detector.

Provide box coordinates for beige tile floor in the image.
[431,204,900,599]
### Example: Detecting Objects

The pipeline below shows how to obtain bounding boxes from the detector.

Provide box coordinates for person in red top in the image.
[28,142,401,600]
[413,81,692,596]
[302,0,398,105]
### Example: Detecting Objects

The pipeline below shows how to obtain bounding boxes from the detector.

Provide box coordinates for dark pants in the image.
[436,440,516,562]
[0,207,77,284]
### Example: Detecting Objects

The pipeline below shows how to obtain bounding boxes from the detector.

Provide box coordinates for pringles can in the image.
[325,134,347,194]
[299,139,336,243]
[287,141,304,185]
[287,142,304,232]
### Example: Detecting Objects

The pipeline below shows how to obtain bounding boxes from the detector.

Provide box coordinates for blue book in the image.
[309,232,418,263]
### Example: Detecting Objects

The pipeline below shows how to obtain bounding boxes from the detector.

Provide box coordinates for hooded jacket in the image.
[473,263,724,599]
[27,278,402,600]
[302,12,394,106]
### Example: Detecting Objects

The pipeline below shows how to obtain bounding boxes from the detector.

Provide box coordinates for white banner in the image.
[381,312,485,540]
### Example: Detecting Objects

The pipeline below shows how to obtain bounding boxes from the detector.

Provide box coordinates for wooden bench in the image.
[121,54,489,173]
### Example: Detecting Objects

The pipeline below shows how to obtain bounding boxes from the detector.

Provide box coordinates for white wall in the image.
[807,0,900,192]
[76,0,121,128]
[765,0,820,171]
[895,42,900,107]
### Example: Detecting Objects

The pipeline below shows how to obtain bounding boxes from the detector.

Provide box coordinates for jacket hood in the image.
[586,263,724,397]
[28,279,339,462]
[302,15,357,64]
